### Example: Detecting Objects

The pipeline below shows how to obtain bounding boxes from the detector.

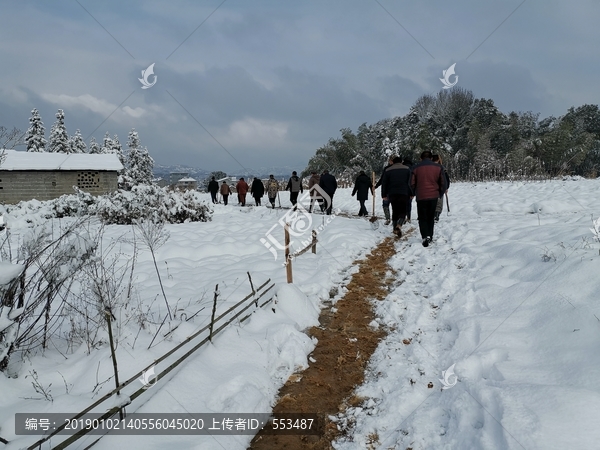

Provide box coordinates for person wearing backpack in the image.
[266,175,279,209]
[286,171,303,210]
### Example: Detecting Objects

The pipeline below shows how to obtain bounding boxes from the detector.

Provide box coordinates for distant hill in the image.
[154,164,300,182]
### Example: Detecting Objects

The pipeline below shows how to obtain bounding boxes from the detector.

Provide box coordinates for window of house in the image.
[77,171,100,188]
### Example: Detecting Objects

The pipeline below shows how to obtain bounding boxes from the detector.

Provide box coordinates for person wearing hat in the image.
[236,177,249,206]
[219,180,231,205]
[266,175,279,209]
[286,171,303,210]
[250,177,265,206]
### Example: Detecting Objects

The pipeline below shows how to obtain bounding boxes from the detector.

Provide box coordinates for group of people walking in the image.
[348,151,449,247]
[206,172,308,210]
[373,151,449,247]
[207,152,449,247]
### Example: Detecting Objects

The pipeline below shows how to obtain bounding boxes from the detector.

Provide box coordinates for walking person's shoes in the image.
[422,236,433,247]
[393,225,402,238]
[384,219,391,225]
[434,212,440,222]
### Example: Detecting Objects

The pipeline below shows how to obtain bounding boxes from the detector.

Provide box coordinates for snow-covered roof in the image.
[0,150,123,171]
[177,177,197,182]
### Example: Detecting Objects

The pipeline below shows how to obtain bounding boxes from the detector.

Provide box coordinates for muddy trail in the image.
[250,235,400,450]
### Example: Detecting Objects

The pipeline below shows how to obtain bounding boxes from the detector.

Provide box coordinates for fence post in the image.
[104,306,124,420]
[247,272,258,306]
[311,230,317,254]
[285,223,293,283]
[209,284,219,342]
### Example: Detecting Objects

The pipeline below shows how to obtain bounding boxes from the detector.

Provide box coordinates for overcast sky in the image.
[1,0,599,172]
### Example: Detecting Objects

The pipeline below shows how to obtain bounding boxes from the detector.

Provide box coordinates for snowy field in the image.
[1,177,600,450]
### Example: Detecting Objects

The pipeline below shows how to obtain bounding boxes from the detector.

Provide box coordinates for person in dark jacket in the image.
[432,155,450,222]
[319,170,337,215]
[250,177,265,206]
[207,177,219,204]
[381,157,412,236]
[375,157,394,225]
[286,171,303,210]
[402,157,414,222]
[411,151,446,247]
[352,170,374,216]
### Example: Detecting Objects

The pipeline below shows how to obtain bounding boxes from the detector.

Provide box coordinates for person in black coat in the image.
[375,157,394,225]
[250,177,265,206]
[352,171,374,216]
[318,170,338,215]
[381,156,412,237]
[207,177,219,204]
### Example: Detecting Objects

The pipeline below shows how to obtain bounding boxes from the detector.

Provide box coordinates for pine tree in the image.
[101,132,113,154]
[88,136,101,154]
[123,129,154,188]
[25,109,47,152]
[110,134,125,166]
[69,129,87,153]
[48,109,70,153]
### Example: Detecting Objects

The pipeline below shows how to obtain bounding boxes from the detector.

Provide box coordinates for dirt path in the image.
[249,236,399,450]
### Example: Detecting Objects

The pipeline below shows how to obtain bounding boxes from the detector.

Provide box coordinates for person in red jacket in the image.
[410,151,446,247]
[236,178,249,206]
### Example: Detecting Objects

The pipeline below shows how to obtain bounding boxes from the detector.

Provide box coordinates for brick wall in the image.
[0,170,119,204]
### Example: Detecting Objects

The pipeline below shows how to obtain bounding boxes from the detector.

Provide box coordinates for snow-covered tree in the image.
[110,134,125,166]
[88,136,101,154]
[121,128,154,189]
[25,109,47,152]
[69,129,87,153]
[101,132,113,154]
[48,109,70,153]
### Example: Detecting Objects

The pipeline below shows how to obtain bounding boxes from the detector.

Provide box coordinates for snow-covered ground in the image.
[1,178,600,450]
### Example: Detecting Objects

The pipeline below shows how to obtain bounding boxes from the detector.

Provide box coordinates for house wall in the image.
[0,170,119,204]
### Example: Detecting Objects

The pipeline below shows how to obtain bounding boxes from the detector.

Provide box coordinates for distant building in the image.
[0,150,123,204]
[154,177,169,188]
[175,177,198,190]
[169,172,188,185]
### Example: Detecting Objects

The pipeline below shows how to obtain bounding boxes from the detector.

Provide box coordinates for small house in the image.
[0,150,123,204]
[175,177,198,190]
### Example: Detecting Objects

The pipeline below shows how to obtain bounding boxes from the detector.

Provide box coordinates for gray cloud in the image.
[1,0,599,171]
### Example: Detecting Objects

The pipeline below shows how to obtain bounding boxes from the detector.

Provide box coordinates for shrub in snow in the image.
[95,185,212,225]
[1,187,212,227]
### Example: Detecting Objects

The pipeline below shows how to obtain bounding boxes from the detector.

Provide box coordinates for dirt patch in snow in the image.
[249,235,399,450]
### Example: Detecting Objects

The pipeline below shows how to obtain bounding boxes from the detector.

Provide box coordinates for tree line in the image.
[303,88,600,182]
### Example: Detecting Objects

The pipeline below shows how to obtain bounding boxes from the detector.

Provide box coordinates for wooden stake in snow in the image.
[104,306,123,420]
[209,284,219,342]
[285,222,293,283]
